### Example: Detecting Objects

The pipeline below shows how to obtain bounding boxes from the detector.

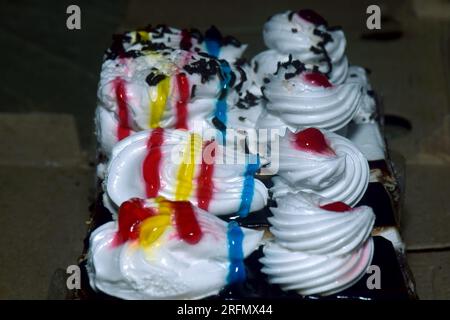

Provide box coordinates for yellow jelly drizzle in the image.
[175,133,201,201]
[139,215,171,247]
[138,197,172,249]
[137,31,150,42]
[149,77,170,128]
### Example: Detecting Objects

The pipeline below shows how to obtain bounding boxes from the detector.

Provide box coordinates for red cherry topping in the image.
[303,72,332,88]
[114,198,155,245]
[293,128,335,155]
[297,9,328,26]
[320,201,352,212]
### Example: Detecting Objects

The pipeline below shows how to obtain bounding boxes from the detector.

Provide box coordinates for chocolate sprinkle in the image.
[291,28,298,33]
[234,65,247,93]
[288,11,295,21]
[145,73,167,86]
[212,116,227,131]
[253,61,259,73]
[236,91,260,109]
[183,58,221,83]
[191,85,197,98]
[307,27,334,78]
[275,58,306,80]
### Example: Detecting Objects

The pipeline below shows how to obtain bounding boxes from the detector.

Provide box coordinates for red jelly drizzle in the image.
[175,73,190,130]
[293,128,335,155]
[297,9,328,26]
[180,29,192,51]
[172,201,203,244]
[142,128,164,197]
[196,140,216,210]
[114,198,155,245]
[303,72,332,88]
[114,77,131,140]
[320,201,352,212]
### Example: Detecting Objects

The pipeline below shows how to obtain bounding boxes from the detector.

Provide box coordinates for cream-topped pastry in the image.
[270,128,369,206]
[97,48,250,156]
[261,192,374,296]
[261,239,373,296]
[108,25,248,63]
[104,129,268,217]
[87,197,263,299]
[252,9,348,85]
[258,60,362,133]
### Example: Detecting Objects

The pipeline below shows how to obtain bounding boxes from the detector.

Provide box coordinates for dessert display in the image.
[103,129,268,217]
[87,198,263,299]
[78,9,416,300]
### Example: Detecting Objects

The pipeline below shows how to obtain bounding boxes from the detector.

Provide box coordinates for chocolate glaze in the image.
[357,182,397,227]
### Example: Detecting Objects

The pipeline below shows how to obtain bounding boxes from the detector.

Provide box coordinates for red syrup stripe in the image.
[180,29,192,51]
[142,128,165,198]
[172,201,203,245]
[113,198,156,246]
[196,140,216,211]
[175,73,190,130]
[114,77,131,140]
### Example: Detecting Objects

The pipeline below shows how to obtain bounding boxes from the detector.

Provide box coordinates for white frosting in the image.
[95,106,137,157]
[104,129,268,216]
[121,26,248,63]
[96,49,250,157]
[347,122,386,161]
[271,129,369,206]
[268,192,375,255]
[260,238,374,296]
[87,200,263,299]
[253,10,348,85]
[346,66,377,124]
[258,64,362,132]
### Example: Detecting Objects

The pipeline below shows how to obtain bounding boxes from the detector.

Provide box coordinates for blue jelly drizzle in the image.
[227,221,246,284]
[237,155,260,217]
[215,61,231,144]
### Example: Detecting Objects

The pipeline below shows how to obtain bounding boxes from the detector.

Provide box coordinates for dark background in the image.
[0,0,448,299]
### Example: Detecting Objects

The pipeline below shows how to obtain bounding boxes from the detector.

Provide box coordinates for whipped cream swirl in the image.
[268,192,375,255]
[261,191,374,296]
[261,238,373,296]
[252,10,348,85]
[258,62,362,132]
[87,198,263,299]
[271,128,369,206]
[104,129,268,216]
